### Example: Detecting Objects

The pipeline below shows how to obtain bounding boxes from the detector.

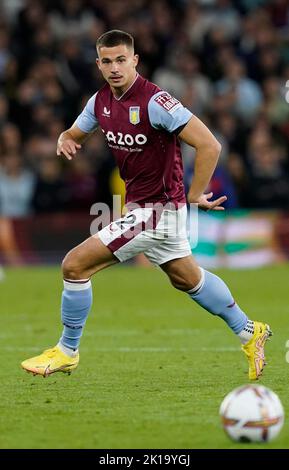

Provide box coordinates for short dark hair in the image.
[96,30,134,52]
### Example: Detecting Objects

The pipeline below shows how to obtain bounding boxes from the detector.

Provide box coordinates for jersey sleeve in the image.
[148,91,193,134]
[75,93,99,133]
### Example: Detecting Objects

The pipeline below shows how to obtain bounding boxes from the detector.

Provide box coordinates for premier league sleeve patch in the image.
[154,92,182,114]
[129,106,140,125]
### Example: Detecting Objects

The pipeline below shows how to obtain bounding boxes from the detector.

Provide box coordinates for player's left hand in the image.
[188,192,227,211]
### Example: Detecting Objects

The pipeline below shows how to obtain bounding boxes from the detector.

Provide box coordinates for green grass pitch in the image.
[0,264,288,449]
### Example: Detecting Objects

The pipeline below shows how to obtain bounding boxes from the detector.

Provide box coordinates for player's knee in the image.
[170,275,195,292]
[62,252,83,280]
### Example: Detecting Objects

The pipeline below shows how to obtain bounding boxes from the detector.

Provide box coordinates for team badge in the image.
[154,92,181,114]
[129,106,140,125]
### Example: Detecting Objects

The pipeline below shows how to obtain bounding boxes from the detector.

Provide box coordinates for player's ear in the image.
[134,54,139,67]
[96,58,101,70]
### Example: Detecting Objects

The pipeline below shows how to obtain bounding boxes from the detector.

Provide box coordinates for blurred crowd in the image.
[1,0,289,217]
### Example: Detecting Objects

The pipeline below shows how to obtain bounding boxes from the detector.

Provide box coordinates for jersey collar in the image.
[112,73,140,101]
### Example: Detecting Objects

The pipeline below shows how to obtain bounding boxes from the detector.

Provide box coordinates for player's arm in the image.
[148,91,226,211]
[57,93,99,161]
[57,124,89,161]
[178,116,227,211]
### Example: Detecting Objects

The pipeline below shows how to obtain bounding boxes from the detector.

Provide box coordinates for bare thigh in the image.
[62,235,119,280]
[160,255,202,291]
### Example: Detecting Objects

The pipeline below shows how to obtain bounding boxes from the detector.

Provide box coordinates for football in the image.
[220,384,284,443]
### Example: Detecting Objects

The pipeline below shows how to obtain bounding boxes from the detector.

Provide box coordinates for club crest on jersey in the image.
[129,106,140,125]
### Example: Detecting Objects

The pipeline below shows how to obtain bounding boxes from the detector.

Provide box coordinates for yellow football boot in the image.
[242,321,272,380]
[21,345,79,377]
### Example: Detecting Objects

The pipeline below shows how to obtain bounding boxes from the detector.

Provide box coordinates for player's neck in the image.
[111,72,138,99]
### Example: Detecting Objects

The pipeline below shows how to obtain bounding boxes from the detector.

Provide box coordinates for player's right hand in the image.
[56,139,82,160]
[189,192,227,211]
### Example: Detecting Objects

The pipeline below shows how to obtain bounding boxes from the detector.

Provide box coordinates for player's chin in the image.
[108,78,125,87]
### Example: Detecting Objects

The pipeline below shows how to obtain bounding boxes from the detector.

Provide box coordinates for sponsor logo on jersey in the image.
[129,106,140,125]
[154,92,182,114]
[102,129,147,147]
[102,107,111,117]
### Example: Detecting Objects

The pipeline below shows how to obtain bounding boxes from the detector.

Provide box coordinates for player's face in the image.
[96,45,139,93]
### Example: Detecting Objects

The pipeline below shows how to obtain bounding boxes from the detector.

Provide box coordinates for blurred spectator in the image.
[227,152,251,207]
[32,156,69,213]
[246,130,289,208]
[49,0,95,40]
[0,0,288,212]
[184,1,215,52]
[213,111,246,161]
[0,153,35,217]
[215,58,263,120]
[65,155,97,211]
[153,52,213,114]
[248,144,289,208]
[0,28,12,81]
[1,122,22,153]
[0,94,9,127]
[262,75,289,126]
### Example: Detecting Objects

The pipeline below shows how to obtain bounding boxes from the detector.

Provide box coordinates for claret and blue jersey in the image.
[76,74,192,206]
[21,75,271,387]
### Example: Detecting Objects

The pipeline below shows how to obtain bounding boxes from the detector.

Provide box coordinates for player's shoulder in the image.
[140,76,178,103]
[139,75,161,97]
[148,88,183,115]
[95,81,111,101]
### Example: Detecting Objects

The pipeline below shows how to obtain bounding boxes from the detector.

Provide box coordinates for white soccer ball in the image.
[220,384,284,443]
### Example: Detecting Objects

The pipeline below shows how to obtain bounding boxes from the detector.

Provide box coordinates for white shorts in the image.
[97,204,191,266]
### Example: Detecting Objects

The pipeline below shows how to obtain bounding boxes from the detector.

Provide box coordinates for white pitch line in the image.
[91,347,240,352]
[85,328,205,336]
[0,328,224,339]
[4,346,240,352]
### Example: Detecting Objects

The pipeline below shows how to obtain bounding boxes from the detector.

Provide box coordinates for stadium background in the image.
[0,0,289,266]
[1,0,289,450]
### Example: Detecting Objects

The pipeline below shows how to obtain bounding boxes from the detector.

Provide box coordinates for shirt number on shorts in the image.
[110,213,137,232]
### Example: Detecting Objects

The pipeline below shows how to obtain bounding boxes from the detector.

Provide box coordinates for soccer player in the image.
[21,30,271,380]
